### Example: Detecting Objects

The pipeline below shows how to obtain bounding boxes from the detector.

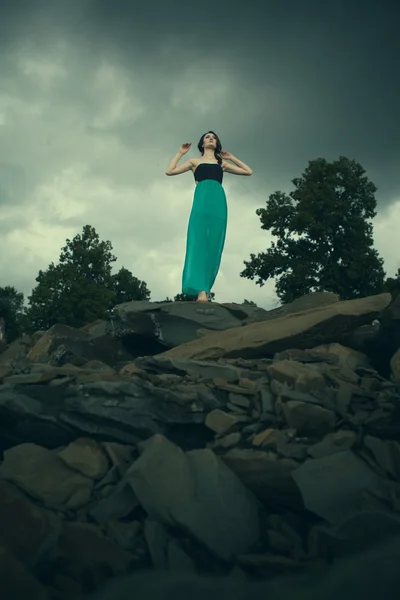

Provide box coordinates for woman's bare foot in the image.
[196,291,208,302]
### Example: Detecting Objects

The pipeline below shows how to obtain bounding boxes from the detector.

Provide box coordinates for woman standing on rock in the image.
[165,131,253,302]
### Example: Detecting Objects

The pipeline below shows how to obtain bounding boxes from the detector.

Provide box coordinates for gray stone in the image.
[0,443,93,509]
[308,430,357,458]
[125,434,261,561]
[89,480,140,524]
[292,450,383,524]
[282,401,336,436]
[135,356,242,383]
[159,293,391,360]
[0,380,208,450]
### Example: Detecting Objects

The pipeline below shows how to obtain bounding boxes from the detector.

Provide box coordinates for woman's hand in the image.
[220,150,233,160]
[179,143,192,155]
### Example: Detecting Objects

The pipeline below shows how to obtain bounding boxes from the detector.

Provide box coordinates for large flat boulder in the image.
[157,294,391,360]
[109,292,341,351]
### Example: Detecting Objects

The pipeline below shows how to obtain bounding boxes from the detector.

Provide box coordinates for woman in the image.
[165,131,253,302]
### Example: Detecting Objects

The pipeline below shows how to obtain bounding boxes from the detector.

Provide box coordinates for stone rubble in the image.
[0,291,399,599]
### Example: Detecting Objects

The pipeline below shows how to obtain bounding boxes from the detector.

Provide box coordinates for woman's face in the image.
[203,132,217,149]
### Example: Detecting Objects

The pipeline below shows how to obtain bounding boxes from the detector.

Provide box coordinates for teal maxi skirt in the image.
[182,179,228,295]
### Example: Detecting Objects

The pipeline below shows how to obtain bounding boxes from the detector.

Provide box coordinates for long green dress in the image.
[182,163,227,296]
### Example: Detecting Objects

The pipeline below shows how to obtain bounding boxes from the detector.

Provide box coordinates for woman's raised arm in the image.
[165,143,193,176]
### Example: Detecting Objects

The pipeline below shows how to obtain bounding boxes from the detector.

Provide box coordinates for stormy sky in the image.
[0,0,399,309]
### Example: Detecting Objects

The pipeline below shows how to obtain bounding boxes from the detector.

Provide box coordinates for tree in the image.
[241,157,386,303]
[26,225,151,331]
[0,286,25,342]
[110,267,150,305]
[383,267,400,301]
[243,299,257,306]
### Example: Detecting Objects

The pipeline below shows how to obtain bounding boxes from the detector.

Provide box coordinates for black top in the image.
[194,162,223,184]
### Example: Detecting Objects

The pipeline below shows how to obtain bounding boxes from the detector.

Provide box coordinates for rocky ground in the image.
[0,291,400,599]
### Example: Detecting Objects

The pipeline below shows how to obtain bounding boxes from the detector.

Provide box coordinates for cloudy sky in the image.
[0,0,399,310]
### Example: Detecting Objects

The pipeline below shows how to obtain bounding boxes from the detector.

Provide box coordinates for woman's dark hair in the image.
[197,131,222,165]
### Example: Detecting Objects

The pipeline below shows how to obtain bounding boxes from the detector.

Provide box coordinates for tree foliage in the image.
[241,157,386,303]
[0,286,25,342]
[25,225,151,331]
[243,299,257,306]
[383,267,400,301]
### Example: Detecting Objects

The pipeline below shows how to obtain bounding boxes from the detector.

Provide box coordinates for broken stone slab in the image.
[267,360,326,393]
[157,293,391,360]
[253,292,340,323]
[273,348,337,364]
[106,520,141,553]
[0,546,51,600]
[111,301,245,349]
[307,509,400,561]
[307,430,358,459]
[27,323,134,368]
[278,387,335,411]
[281,401,336,437]
[110,295,341,353]
[291,450,384,524]
[0,443,93,509]
[390,349,400,382]
[205,409,249,435]
[221,448,303,511]
[0,380,208,450]
[310,343,370,372]
[0,479,63,566]
[55,522,135,588]
[0,335,33,368]
[57,438,110,479]
[363,435,400,480]
[125,434,261,561]
[89,480,140,524]
[134,356,243,382]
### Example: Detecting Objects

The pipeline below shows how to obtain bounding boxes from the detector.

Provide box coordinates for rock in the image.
[27,323,133,368]
[256,292,340,322]
[0,379,208,450]
[135,355,243,382]
[282,401,336,436]
[0,546,50,600]
[111,301,272,349]
[308,430,357,458]
[57,438,110,479]
[0,335,33,367]
[55,522,135,590]
[78,534,400,600]
[292,450,383,524]
[208,432,242,449]
[0,479,62,564]
[310,343,370,372]
[102,442,137,475]
[0,443,93,508]
[125,434,261,561]
[158,293,391,360]
[205,409,246,435]
[144,520,170,568]
[167,539,196,572]
[1,290,400,596]
[89,480,140,524]
[221,448,303,510]
[363,435,400,479]
[390,348,400,381]
[267,360,326,392]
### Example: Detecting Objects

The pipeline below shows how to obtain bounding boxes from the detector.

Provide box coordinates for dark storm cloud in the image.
[1,0,399,203]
